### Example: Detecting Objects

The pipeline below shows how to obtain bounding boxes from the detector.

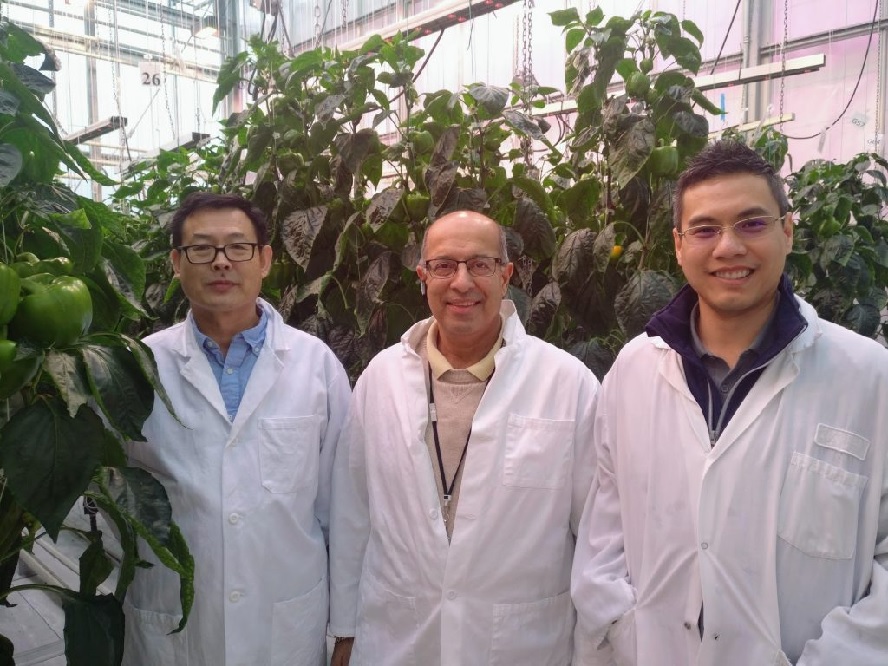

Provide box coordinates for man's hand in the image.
[330,637,354,666]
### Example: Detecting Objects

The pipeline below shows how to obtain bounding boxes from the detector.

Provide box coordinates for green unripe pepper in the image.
[0,339,15,372]
[648,146,679,177]
[0,263,21,325]
[626,72,651,99]
[10,274,93,347]
[13,256,75,278]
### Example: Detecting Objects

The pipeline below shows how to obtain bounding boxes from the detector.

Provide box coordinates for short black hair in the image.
[169,192,268,247]
[674,140,789,229]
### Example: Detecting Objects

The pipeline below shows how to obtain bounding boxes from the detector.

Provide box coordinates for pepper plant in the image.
[119,8,718,381]
[0,19,193,666]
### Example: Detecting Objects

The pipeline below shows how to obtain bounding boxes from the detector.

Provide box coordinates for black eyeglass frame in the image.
[423,257,504,279]
[177,243,263,264]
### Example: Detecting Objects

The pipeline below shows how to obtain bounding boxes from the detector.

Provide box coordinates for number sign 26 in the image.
[139,61,162,86]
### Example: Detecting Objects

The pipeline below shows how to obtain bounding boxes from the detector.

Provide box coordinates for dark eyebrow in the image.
[686,206,775,227]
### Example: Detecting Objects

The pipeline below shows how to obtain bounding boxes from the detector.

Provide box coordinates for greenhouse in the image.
[0,0,887,664]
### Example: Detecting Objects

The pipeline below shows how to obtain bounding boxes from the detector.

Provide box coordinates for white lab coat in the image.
[571,297,888,666]
[329,301,599,665]
[122,300,351,666]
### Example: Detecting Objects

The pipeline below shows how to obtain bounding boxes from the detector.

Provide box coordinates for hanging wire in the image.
[778,0,788,118]
[709,0,742,75]
[157,5,178,143]
[783,0,880,140]
[109,0,132,165]
[873,0,885,155]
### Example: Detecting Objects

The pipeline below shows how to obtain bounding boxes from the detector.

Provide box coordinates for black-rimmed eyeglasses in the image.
[424,257,502,279]
[177,243,261,264]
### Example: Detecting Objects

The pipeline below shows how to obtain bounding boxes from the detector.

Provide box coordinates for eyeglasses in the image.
[424,257,502,279]
[676,216,783,245]
[177,243,261,264]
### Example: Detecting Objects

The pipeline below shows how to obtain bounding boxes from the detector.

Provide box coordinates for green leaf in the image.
[47,208,103,272]
[355,251,397,334]
[568,339,615,381]
[691,89,722,115]
[681,19,704,45]
[526,282,561,338]
[565,28,585,53]
[552,228,597,293]
[99,239,147,317]
[502,109,543,140]
[614,270,677,337]
[0,398,104,540]
[513,198,556,260]
[62,593,124,666]
[11,63,55,97]
[0,19,47,60]
[549,8,580,27]
[0,90,18,115]
[0,61,60,140]
[466,83,509,116]
[842,302,881,337]
[365,187,404,231]
[0,143,22,186]
[81,343,155,441]
[45,349,90,418]
[0,633,12,666]
[592,222,618,274]
[557,178,601,226]
[79,533,114,597]
[213,51,250,112]
[281,205,339,281]
[610,115,656,189]
[118,333,179,424]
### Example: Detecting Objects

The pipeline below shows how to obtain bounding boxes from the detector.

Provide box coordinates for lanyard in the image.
[426,363,491,522]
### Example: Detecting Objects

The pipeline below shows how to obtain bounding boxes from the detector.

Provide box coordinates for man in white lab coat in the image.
[571,140,888,665]
[123,193,351,665]
[329,211,599,665]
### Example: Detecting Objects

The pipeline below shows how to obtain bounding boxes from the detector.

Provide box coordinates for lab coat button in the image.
[228,513,240,525]
[429,509,438,520]
[446,591,457,600]
[229,591,241,602]
[684,622,693,630]
[701,542,709,550]
[225,368,234,375]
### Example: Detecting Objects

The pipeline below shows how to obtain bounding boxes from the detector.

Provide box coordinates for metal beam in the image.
[64,116,128,145]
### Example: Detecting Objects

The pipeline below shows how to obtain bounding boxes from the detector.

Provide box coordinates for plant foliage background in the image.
[0,19,193,666]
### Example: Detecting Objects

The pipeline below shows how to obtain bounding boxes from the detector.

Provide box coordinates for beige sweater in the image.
[418,321,502,541]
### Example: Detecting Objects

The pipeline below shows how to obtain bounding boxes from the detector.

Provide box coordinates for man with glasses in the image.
[571,141,888,665]
[329,210,599,664]
[123,192,350,665]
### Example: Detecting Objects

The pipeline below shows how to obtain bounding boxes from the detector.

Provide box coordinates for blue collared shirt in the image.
[191,303,269,420]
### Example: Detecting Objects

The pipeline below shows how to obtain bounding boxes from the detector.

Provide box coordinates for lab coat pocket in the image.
[777,452,867,559]
[122,600,187,666]
[270,577,328,666]
[354,577,418,666]
[608,607,637,666]
[259,416,320,493]
[503,414,574,489]
[490,589,573,666]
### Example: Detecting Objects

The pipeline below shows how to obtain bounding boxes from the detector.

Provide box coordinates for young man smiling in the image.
[123,193,350,666]
[571,141,888,665]
[329,211,599,665]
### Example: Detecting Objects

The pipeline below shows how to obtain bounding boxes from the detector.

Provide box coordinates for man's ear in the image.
[416,264,427,296]
[170,248,182,277]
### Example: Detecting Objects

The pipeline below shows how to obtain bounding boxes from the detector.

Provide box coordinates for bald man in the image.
[329,211,599,665]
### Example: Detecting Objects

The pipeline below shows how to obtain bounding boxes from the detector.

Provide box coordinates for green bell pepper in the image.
[10,274,93,347]
[12,256,75,278]
[0,338,15,372]
[0,262,21,325]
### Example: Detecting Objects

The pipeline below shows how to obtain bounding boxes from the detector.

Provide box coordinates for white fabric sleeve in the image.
[571,389,637,655]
